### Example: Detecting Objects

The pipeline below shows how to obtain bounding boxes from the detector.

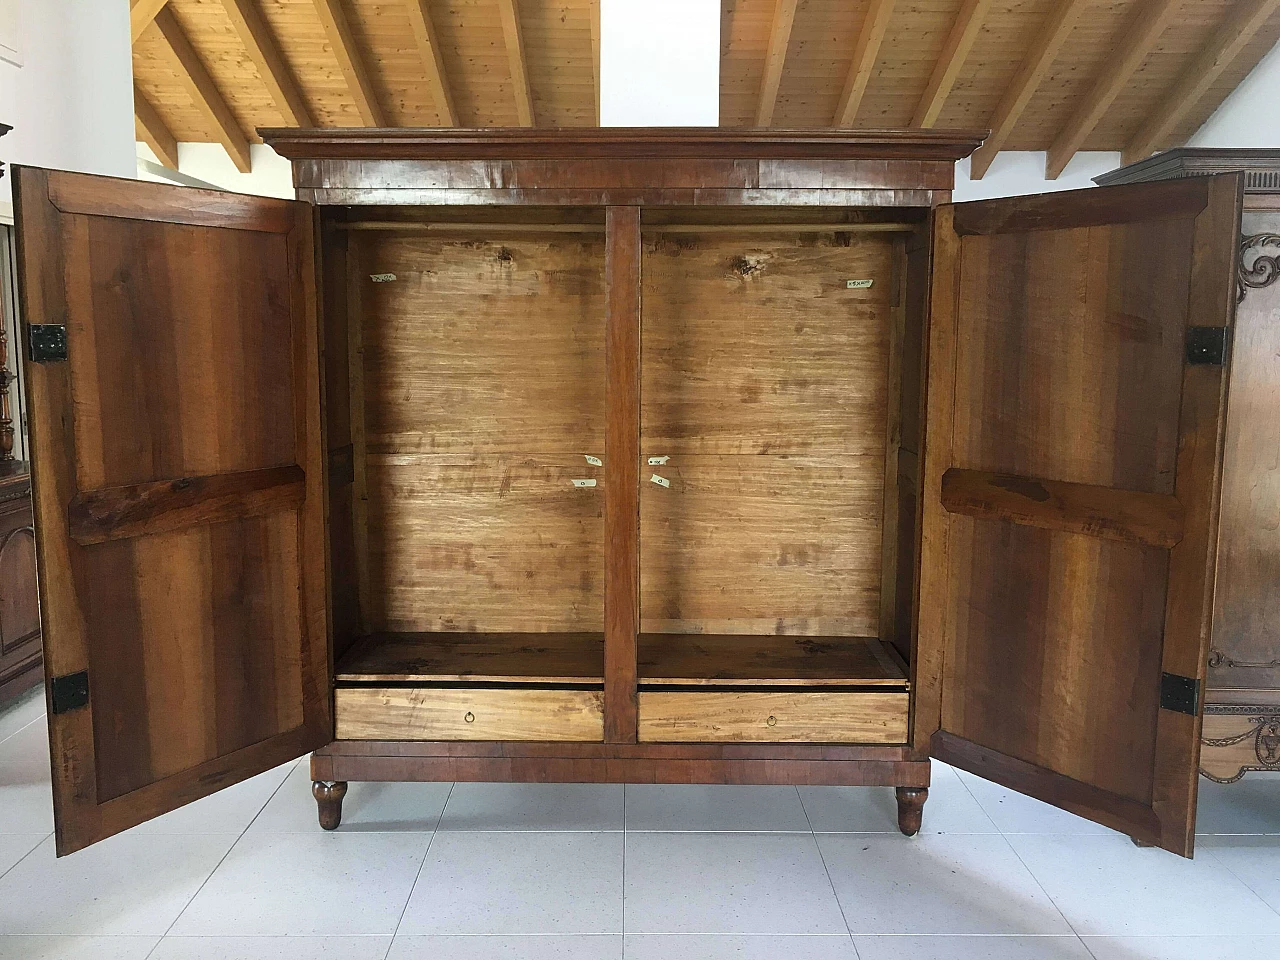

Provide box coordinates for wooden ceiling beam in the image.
[833,0,897,127]
[221,0,314,128]
[968,0,1085,180]
[312,0,386,127]
[134,84,180,170]
[405,0,456,126]
[1125,0,1280,164]
[131,0,169,44]
[756,0,799,127]
[149,9,252,173]
[912,0,991,128]
[1045,0,1179,179]
[591,0,601,125]
[497,0,535,126]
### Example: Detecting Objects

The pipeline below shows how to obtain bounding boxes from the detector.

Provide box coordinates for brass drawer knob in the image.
[766,715,778,727]
[464,711,476,723]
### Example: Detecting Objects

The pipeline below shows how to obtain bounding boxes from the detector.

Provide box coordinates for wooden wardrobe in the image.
[13,129,1245,858]
[1099,149,1280,786]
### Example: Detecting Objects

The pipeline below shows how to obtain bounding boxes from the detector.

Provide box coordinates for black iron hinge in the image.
[1160,672,1202,716]
[1186,327,1228,366]
[50,670,89,715]
[28,324,68,363]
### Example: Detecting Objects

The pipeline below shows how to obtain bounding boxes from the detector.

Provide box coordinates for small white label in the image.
[846,279,874,289]
[370,273,397,283]
[647,455,670,465]
[584,455,603,466]
[571,478,597,488]
[650,474,670,488]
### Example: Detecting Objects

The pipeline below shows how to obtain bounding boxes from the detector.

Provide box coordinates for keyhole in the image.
[464,711,475,723]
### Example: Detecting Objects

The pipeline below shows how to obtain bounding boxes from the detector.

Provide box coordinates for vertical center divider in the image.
[603,205,642,743]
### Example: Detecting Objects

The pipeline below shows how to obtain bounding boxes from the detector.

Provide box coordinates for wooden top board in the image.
[259,126,988,160]
[638,634,908,687]
[335,631,605,684]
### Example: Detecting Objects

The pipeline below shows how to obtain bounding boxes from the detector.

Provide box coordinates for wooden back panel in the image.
[639,229,898,636]
[15,168,330,854]
[355,231,606,632]
[919,176,1242,856]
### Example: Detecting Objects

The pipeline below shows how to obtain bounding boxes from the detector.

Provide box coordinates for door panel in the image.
[918,175,1242,856]
[15,168,330,854]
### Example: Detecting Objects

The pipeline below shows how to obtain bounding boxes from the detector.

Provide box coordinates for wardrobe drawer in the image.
[335,687,604,741]
[637,691,909,743]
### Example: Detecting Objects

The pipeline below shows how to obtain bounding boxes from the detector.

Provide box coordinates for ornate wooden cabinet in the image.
[0,463,39,704]
[1100,150,1280,785]
[14,130,1245,858]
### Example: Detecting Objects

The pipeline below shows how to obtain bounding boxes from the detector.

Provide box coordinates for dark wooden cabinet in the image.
[13,129,1246,859]
[0,463,39,704]
[1099,150,1280,786]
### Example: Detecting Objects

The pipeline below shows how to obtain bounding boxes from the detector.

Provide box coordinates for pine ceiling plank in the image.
[591,0,601,124]
[719,0,775,127]
[1044,0,1180,179]
[404,0,456,126]
[312,0,387,126]
[1168,7,1280,143]
[149,9,253,172]
[756,0,799,126]
[219,0,314,127]
[132,0,170,44]
[833,0,898,127]
[520,0,594,127]
[912,0,992,127]
[134,84,180,169]
[497,0,535,126]
[1125,0,1280,162]
[968,0,1085,179]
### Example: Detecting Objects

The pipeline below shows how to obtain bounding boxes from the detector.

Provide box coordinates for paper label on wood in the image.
[370,273,397,282]
[650,474,670,488]
[648,456,670,465]
[571,478,597,488]
[846,279,874,289]
[585,455,603,466]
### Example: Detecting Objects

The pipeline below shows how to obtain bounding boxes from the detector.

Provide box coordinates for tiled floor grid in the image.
[2,687,1279,959]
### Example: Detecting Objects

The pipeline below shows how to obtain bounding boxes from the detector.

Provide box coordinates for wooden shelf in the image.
[638,634,908,688]
[335,631,604,685]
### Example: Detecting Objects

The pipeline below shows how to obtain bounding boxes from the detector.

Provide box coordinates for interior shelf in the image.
[335,632,605,685]
[637,634,909,688]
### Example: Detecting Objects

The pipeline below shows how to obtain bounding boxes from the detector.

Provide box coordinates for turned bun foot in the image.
[895,786,928,837]
[313,780,348,830]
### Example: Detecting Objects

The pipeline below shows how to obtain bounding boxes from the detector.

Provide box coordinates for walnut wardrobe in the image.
[13,129,1245,858]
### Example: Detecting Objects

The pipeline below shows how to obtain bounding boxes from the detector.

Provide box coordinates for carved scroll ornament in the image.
[1239,233,1280,303]
[1202,713,1280,783]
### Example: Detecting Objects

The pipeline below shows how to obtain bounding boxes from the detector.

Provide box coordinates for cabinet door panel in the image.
[15,168,330,855]
[919,174,1242,857]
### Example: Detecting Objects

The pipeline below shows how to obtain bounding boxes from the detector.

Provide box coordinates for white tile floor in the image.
[2,686,1279,960]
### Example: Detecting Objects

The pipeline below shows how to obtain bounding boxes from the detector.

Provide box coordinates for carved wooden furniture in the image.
[0,462,39,704]
[14,129,1247,858]
[1099,149,1280,785]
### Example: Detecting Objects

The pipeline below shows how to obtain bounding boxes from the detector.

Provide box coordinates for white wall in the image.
[1189,39,1280,148]
[138,141,295,198]
[953,152,1122,202]
[0,0,134,220]
[600,0,719,126]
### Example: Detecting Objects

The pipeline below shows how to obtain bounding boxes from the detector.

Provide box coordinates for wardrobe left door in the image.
[14,167,331,855]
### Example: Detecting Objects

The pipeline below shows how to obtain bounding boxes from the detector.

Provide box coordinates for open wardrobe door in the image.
[14,168,331,855]
[917,173,1243,856]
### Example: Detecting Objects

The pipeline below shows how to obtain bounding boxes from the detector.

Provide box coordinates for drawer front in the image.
[335,687,604,741]
[638,691,909,743]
